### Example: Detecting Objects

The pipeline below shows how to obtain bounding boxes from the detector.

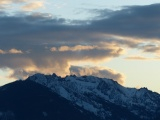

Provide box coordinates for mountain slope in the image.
[1,73,160,120]
[0,80,101,120]
[28,73,160,120]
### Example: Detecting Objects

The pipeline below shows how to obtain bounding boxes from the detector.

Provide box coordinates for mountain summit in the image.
[27,73,160,120]
[0,73,160,120]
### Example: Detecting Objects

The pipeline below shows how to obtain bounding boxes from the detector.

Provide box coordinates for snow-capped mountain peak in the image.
[27,73,160,120]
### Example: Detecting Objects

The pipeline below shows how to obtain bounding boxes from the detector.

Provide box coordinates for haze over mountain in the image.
[0,73,160,120]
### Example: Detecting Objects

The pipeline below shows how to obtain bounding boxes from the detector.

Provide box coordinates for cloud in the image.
[12,0,27,2]
[89,4,160,39]
[0,3,160,80]
[0,13,125,80]
[50,45,125,54]
[125,55,150,60]
[4,45,124,79]
[0,0,10,4]
[0,43,124,80]
[0,0,43,12]
[49,44,124,63]
[0,0,27,4]
[0,49,6,54]
[8,68,35,80]
[0,48,23,54]
[8,48,23,54]
[50,47,57,52]
[58,45,97,52]
[22,1,44,11]
[1,3,160,50]
[70,66,125,85]
[140,44,160,53]
[0,5,7,10]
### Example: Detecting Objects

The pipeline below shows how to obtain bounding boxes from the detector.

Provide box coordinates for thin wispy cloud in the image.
[125,55,150,60]
[0,0,26,4]
[57,45,97,52]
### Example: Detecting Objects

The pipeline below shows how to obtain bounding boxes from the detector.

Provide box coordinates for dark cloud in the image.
[140,44,160,53]
[70,66,125,85]
[89,4,160,38]
[1,3,160,48]
[0,3,160,79]
[1,4,160,49]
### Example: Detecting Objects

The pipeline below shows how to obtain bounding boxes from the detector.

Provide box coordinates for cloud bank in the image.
[0,3,160,81]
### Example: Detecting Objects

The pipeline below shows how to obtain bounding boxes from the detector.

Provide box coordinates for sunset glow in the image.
[0,0,160,93]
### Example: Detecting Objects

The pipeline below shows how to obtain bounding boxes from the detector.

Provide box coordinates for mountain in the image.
[0,73,160,120]
[27,73,160,120]
[0,80,101,120]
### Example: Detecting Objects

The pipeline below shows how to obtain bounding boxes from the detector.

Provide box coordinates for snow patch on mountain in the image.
[28,73,160,119]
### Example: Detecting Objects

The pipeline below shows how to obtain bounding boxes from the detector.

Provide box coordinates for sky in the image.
[0,0,160,93]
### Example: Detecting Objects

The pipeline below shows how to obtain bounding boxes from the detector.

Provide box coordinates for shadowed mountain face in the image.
[0,73,160,120]
[0,80,101,120]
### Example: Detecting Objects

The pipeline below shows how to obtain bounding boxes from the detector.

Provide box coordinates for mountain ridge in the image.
[27,73,160,120]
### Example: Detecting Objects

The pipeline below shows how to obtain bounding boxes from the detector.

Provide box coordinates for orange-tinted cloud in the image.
[22,1,44,11]
[0,48,23,54]
[9,48,23,54]
[0,49,6,54]
[125,55,149,60]
[58,45,97,52]
[70,66,125,85]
